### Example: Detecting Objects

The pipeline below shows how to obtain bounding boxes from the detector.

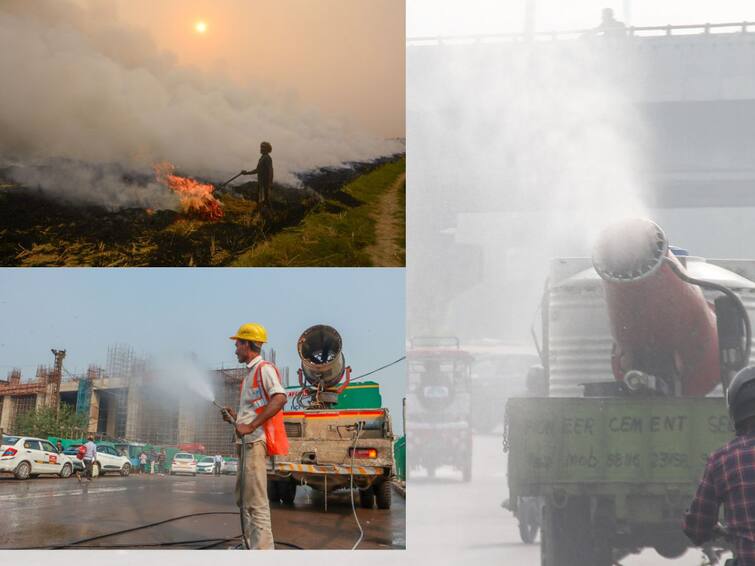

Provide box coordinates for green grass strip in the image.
[232,158,405,267]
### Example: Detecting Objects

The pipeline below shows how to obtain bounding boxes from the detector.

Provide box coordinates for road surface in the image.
[0,472,404,550]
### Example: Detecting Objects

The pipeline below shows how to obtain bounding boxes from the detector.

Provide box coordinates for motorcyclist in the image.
[683,366,755,565]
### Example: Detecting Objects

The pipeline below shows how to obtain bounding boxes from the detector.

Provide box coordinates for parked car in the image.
[61,446,85,473]
[223,458,238,475]
[170,452,197,476]
[196,456,216,475]
[0,435,74,480]
[96,444,132,476]
[63,443,131,477]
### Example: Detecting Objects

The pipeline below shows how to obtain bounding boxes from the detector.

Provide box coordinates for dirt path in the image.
[366,173,406,267]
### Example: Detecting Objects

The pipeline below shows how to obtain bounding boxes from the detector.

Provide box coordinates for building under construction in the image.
[0,345,290,456]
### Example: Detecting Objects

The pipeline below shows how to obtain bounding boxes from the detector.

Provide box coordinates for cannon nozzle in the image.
[297,325,346,388]
[592,218,668,283]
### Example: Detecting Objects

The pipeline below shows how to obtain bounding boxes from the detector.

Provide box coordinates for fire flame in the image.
[154,162,223,221]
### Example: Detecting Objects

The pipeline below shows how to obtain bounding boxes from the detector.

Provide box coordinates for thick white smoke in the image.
[0,0,402,209]
[408,38,649,339]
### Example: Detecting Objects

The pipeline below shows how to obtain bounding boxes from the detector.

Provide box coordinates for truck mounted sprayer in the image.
[504,218,755,565]
[267,325,395,509]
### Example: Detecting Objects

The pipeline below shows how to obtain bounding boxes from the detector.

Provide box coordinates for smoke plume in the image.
[408,38,649,339]
[0,0,402,209]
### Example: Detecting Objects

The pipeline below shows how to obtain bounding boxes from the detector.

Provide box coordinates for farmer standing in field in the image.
[242,142,274,207]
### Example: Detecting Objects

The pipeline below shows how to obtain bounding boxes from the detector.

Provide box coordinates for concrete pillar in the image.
[105,395,117,437]
[0,396,12,432]
[88,390,100,433]
[125,379,142,441]
[176,395,197,444]
[176,395,196,445]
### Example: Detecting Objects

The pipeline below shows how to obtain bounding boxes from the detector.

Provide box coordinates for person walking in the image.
[139,451,148,475]
[157,449,167,475]
[221,323,288,549]
[214,453,223,476]
[77,434,97,482]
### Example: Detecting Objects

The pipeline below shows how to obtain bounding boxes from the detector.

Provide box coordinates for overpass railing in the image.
[408,21,755,47]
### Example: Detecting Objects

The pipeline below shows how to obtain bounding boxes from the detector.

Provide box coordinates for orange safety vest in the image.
[246,361,289,456]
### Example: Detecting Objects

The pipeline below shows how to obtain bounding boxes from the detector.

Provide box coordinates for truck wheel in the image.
[517,497,540,544]
[280,482,296,505]
[359,488,375,509]
[462,458,472,482]
[541,498,609,566]
[267,479,280,502]
[14,461,31,480]
[519,521,538,544]
[375,480,392,510]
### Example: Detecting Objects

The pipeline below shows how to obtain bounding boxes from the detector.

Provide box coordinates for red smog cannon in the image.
[592,218,751,397]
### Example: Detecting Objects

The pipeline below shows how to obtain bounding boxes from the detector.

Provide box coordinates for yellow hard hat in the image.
[230,323,268,343]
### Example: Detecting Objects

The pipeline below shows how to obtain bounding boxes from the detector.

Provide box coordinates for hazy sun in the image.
[194,21,207,34]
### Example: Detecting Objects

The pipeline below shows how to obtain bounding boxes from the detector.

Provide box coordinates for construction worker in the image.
[241,142,274,207]
[683,366,755,563]
[221,323,288,550]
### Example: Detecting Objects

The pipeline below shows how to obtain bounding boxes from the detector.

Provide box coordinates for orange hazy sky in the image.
[112,0,405,139]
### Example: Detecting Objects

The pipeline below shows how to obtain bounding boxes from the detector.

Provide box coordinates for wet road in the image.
[0,472,404,550]
[408,433,730,565]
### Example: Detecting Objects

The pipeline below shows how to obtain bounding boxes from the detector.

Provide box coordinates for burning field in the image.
[0,157,403,267]
[153,163,224,222]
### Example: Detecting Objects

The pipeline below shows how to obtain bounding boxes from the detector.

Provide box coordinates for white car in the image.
[94,444,132,476]
[223,458,238,475]
[196,456,217,474]
[0,435,74,480]
[65,444,131,477]
[170,452,197,476]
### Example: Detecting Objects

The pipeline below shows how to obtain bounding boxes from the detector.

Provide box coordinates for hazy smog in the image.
[0,0,403,210]
[408,38,648,340]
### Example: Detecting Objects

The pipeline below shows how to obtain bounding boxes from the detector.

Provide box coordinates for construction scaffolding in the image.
[136,383,180,445]
[12,395,36,431]
[1,346,290,451]
[106,344,135,380]
[177,368,244,455]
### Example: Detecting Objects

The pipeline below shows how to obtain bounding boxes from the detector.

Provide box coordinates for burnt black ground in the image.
[0,155,404,266]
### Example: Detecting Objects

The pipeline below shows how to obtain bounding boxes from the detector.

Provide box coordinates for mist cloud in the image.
[0,0,402,209]
[408,39,649,339]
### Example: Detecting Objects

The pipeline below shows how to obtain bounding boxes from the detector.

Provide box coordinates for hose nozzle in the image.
[213,399,234,423]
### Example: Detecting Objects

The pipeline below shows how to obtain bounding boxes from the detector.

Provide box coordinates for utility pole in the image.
[50,349,66,413]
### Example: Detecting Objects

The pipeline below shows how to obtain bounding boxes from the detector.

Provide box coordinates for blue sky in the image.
[0,268,406,432]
